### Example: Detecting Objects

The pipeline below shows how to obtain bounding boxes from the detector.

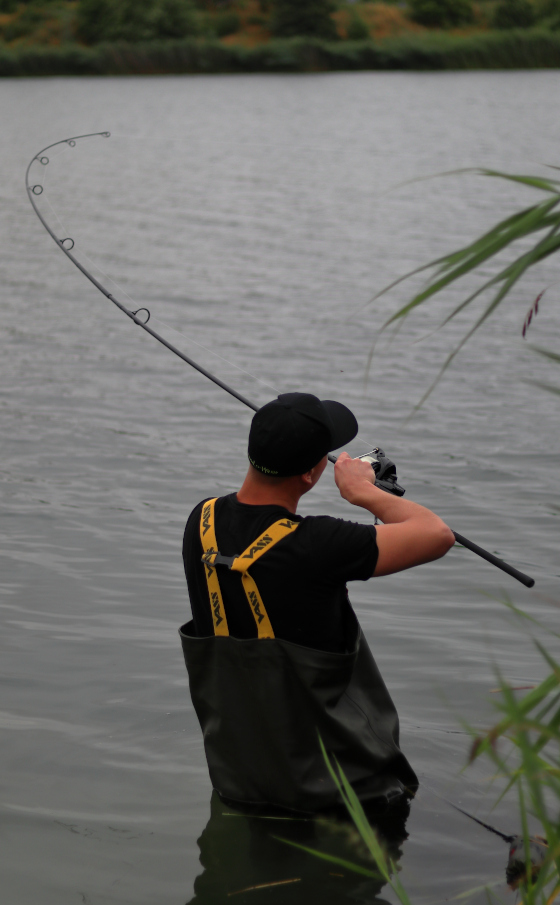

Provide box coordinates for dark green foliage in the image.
[346,11,370,40]
[151,0,199,38]
[0,0,17,13]
[2,28,560,74]
[409,0,474,27]
[77,0,122,43]
[2,4,48,41]
[538,0,560,14]
[492,0,536,28]
[110,0,153,42]
[76,0,199,44]
[536,0,560,26]
[270,0,338,39]
[213,11,240,36]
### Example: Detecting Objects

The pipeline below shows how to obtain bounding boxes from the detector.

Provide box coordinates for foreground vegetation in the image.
[2,0,560,74]
[327,599,560,900]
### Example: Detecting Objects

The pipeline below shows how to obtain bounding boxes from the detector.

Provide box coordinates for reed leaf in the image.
[529,346,560,365]
[382,199,560,327]
[272,838,381,878]
[369,168,560,403]
[465,601,560,902]
[526,380,560,396]
[478,170,560,194]
[316,736,412,905]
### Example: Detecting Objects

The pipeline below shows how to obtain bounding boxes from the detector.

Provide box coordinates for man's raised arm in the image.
[334,452,455,577]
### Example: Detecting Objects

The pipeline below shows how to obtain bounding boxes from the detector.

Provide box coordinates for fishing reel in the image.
[356,448,405,497]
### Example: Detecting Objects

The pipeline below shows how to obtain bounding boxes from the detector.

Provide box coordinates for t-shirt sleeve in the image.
[302,515,378,583]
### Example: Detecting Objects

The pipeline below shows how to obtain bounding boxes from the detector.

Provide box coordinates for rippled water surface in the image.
[1,71,560,904]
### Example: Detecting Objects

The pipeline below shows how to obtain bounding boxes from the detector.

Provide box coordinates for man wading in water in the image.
[180,393,455,815]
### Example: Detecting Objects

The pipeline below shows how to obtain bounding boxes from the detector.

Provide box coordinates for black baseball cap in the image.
[248,392,358,477]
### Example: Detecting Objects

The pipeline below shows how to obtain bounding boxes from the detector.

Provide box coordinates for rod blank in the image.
[452,531,535,588]
[26,133,536,591]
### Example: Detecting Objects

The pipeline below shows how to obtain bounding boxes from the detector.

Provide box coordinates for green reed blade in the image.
[529,346,560,365]
[526,380,560,396]
[478,169,560,194]
[272,837,381,878]
[382,200,560,328]
[352,201,556,324]
[433,202,560,276]
[315,736,412,905]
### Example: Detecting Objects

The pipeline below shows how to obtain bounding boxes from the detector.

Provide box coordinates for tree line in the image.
[0,0,559,47]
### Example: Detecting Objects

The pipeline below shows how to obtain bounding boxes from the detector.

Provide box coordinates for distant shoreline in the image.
[2,29,560,77]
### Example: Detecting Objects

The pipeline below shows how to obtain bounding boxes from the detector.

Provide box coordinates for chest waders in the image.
[179,498,418,815]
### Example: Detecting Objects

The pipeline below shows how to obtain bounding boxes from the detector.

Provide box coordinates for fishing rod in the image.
[26,132,535,590]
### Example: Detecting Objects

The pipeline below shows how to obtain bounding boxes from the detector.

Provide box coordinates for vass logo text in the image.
[211,591,223,627]
[242,534,273,560]
[201,503,212,536]
[247,590,265,624]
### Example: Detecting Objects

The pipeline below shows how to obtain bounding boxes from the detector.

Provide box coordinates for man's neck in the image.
[236,471,303,514]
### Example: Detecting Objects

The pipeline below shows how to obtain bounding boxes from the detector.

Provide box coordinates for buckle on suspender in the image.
[201,550,238,569]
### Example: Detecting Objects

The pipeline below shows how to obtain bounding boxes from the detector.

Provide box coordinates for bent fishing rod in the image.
[26,132,535,590]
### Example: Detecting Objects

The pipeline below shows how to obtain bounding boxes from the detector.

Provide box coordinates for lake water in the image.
[1,70,560,904]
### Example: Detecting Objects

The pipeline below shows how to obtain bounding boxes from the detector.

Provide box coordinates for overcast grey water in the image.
[1,71,560,903]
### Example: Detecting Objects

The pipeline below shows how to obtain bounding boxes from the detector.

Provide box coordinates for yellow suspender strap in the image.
[230,518,299,639]
[199,502,299,640]
[199,498,229,637]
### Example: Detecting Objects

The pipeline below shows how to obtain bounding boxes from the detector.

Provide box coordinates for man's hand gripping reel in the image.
[357,448,405,497]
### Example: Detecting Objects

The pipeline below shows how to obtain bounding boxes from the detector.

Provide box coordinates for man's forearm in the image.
[334,451,455,574]
[345,480,444,527]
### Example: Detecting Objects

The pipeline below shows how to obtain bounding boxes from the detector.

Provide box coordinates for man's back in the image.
[183,493,378,653]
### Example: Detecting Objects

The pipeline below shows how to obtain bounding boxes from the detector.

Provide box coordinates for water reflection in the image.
[187,791,411,904]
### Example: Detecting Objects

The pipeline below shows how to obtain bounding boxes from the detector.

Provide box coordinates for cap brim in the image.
[321,400,358,450]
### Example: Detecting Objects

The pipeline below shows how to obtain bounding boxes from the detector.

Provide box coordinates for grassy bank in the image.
[2,27,560,76]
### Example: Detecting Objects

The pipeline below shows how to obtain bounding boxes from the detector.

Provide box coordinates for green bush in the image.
[492,0,536,28]
[270,0,338,39]
[2,4,49,41]
[409,0,474,27]
[76,0,121,43]
[213,11,240,36]
[0,0,17,13]
[76,0,198,44]
[536,0,560,25]
[347,11,370,40]
[112,0,156,42]
[151,0,199,38]
[539,0,560,13]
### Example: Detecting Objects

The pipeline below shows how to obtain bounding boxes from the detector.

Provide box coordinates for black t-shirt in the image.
[182,494,378,653]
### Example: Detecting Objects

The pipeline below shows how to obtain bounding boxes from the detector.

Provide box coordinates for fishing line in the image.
[148,314,279,395]
[26,132,535,589]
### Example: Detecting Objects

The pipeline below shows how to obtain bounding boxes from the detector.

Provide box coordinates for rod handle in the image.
[452,531,535,588]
